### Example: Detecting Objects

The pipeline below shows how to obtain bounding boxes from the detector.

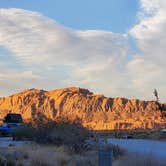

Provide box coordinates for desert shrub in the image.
[67,155,96,166]
[0,145,98,166]
[68,150,98,166]
[47,122,89,145]
[12,123,36,141]
[12,119,90,150]
[0,155,7,166]
[0,153,19,166]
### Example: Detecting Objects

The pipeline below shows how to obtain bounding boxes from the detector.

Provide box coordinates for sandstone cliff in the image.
[0,87,165,130]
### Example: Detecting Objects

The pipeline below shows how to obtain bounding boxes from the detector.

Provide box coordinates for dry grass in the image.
[1,142,165,166]
[0,144,98,166]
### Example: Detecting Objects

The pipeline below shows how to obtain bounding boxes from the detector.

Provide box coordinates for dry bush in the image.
[0,147,30,166]
[0,145,98,166]
[1,143,165,166]
[30,150,58,166]
[67,150,98,166]
[12,119,90,152]
[0,155,7,166]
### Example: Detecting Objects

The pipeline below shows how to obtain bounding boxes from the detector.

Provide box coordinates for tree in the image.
[153,89,159,102]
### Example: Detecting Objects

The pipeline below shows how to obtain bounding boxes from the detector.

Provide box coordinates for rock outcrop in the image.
[0,87,165,130]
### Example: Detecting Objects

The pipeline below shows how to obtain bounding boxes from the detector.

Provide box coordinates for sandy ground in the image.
[0,137,31,148]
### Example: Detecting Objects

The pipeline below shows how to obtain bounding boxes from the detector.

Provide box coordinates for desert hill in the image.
[0,87,165,130]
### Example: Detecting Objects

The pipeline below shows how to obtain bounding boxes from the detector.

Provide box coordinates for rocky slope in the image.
[0,87,165,130]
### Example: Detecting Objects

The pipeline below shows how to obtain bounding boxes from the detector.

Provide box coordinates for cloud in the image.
[131,0,166,65]
[0,66,41,96]
[0,8,128,66]
[0,5,165,101]
[0,8,130,97]
[129,0,166,101]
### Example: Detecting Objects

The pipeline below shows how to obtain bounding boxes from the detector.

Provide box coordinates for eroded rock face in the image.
[0,87,165,130]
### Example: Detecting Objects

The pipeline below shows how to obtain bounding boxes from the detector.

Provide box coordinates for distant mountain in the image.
[0,87,165,130]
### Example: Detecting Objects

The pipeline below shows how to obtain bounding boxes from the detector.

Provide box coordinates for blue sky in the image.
[0,0,165,101]
[0,0,139,33]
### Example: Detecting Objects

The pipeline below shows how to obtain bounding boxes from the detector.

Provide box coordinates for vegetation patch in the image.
[12,117,90,153]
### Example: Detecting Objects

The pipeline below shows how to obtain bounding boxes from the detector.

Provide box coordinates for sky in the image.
[0,0,165,102]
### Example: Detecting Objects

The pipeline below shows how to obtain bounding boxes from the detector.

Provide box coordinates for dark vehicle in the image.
[121,135,133,139]
[3,113,23,124]
[0,113,23,136]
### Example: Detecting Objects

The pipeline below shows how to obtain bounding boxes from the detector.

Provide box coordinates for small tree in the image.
[153,89,159,102]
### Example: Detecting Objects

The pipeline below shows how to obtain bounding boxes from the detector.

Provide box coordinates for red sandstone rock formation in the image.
[0,87,165,130]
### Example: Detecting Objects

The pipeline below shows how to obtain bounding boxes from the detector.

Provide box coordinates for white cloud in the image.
[0,5,165,102]
[0,8,128,66]
[0,8,130,97]
[129,0,166,101]
[0,66,41,96]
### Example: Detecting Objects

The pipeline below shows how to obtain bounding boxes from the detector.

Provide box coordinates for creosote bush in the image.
[12,116,90,152]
